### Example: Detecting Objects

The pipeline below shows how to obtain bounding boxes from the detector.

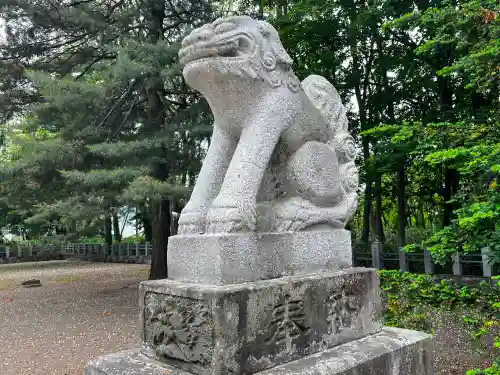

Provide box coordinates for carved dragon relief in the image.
[143,293,214,367]
[177,16,359,234]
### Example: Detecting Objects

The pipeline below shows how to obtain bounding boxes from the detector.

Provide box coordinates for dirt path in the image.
[0,262,149,375]
[0,261,496,375]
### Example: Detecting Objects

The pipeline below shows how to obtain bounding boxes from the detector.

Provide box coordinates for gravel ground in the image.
[0,262,149,375]
[0,262,497,375]
[430,308,498,375]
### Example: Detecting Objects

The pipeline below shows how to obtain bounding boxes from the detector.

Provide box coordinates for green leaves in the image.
[114,41,182,81]
[60,167,146,189]
[418,118,500,261]
[425,147,470,165]
[121,176,191,204]
[457,202,499,229]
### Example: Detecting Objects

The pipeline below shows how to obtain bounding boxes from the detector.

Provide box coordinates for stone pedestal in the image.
[139,269,381,375]
[85,235,433,375]
[167,230,352,285]
[85,328,433,375]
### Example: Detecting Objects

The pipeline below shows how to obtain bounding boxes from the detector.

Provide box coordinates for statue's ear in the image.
[257,21,272,36]
[273,44,293,67]
[257,21,293,67]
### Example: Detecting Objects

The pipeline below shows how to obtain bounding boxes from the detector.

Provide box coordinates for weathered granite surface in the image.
[167,230,352,285]
[83,14,434,375]
[138,269,381,375]
[176,15,359,235]
[84,327,433,375]
[258,327,434,375]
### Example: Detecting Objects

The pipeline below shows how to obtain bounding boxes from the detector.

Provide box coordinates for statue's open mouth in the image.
[179,34,254,66]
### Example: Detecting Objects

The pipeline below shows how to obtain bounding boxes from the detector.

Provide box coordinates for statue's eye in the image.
[215,22,235,34]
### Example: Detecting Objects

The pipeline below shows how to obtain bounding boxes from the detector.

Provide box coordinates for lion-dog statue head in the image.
[179,16,301,96]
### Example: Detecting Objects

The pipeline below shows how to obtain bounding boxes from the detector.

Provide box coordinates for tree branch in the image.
[74,53,115,79]
[110,93,142,140]
[362,38,376,102]
[96,78,141,129]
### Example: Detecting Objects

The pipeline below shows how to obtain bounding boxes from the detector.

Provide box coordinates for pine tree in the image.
[0,0,223,278]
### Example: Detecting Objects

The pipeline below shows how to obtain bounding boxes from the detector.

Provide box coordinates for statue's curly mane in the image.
[302,75,359,196]
[229,19,302,92]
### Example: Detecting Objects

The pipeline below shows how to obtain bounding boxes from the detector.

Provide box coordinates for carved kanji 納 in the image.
[326,289,359,334]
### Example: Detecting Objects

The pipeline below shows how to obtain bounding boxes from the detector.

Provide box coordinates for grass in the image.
[53,275,84,283]
[129,267,150,279]
[0,280,14,291]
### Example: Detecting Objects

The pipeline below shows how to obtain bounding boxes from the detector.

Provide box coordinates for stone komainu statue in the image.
[177,16,359,234]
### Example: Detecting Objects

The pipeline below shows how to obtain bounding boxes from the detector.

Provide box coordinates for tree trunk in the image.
[397,162,406,248]
[112,213,121,243]
[170,199,179,236]
[346,3,376,247]
[361,185,372,245]
[276,0,288,18]
[69,219,77,236]
[438,75,458,228]
[377,30,398,246]
[374,172,385,242]
[149,198,171,280]
[142,211,153,242]
[104,215,113,247]
[443,168,460,227]
[258,0,264,19]
[362,135,372,245]
[419,205,426,229]
[145,0,170,279]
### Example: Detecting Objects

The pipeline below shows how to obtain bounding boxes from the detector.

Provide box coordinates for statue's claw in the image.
[273,218,305,232]
[271,193,358,232]
[205,204,257,234]
[177,212,207,235]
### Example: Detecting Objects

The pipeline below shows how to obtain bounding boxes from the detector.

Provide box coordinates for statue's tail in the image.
[302,75,359,195]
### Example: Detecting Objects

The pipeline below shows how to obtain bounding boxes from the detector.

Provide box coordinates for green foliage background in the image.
[0,2,498,370]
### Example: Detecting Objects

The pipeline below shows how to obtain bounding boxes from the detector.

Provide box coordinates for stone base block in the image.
[84,327,433,375]
[138,268,381,375]
[167,230,352,285]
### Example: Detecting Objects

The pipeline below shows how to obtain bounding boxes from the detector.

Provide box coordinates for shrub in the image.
[466,361,500,375]
[121,234,145,244]
[378,271,500,374]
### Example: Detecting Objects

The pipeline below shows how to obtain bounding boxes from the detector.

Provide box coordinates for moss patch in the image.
[54,275,84,283]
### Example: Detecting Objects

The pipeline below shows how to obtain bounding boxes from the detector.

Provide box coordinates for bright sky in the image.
[0,17,5,41]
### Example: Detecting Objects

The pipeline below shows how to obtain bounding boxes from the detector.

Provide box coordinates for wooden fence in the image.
[354,241,496,278]
[0,241,496,278]
[0,242,152,264]
[63,243,152,263]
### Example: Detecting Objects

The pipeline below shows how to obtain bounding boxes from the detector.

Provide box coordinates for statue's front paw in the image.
[205,204,256,234]
[177,212,207,235]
